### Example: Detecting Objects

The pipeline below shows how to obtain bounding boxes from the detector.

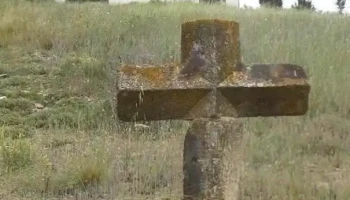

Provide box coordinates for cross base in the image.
[183,117,243,200]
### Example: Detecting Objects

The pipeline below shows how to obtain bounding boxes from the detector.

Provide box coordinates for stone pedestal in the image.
[183,117,243,200]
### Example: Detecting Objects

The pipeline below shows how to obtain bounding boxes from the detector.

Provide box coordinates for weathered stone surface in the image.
[117,63,212,90]
[116,63,310,121]
[183,118,243,200]
[218,63,310,117]
[116,19,310,122]
[181,19,241,83]
[117,88,213,121]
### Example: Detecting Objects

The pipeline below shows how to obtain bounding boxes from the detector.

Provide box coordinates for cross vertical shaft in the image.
[183,118,243,200]
[181,19,243,200]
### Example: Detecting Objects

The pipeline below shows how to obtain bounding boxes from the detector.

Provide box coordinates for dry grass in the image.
[0,0,350,199]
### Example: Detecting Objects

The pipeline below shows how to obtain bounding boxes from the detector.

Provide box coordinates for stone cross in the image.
[116,19,310,200]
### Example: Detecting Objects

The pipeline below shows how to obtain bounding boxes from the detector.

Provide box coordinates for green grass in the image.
[0,0,350,199]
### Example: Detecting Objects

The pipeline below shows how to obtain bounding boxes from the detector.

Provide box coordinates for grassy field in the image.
[1,0,350,199]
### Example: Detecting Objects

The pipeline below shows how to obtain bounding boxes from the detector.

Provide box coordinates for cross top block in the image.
[180,19,241,83]
[117,19,310,121]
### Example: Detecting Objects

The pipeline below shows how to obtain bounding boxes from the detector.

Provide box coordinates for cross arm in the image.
[217,63,310,117]
[116,64,215,121]
[116,63,310,122]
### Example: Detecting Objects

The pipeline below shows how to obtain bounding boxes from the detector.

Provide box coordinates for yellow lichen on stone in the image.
[219,71,248,86]
[120,65,173,87]
[220,20,241,73]
[138,67,166,85]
